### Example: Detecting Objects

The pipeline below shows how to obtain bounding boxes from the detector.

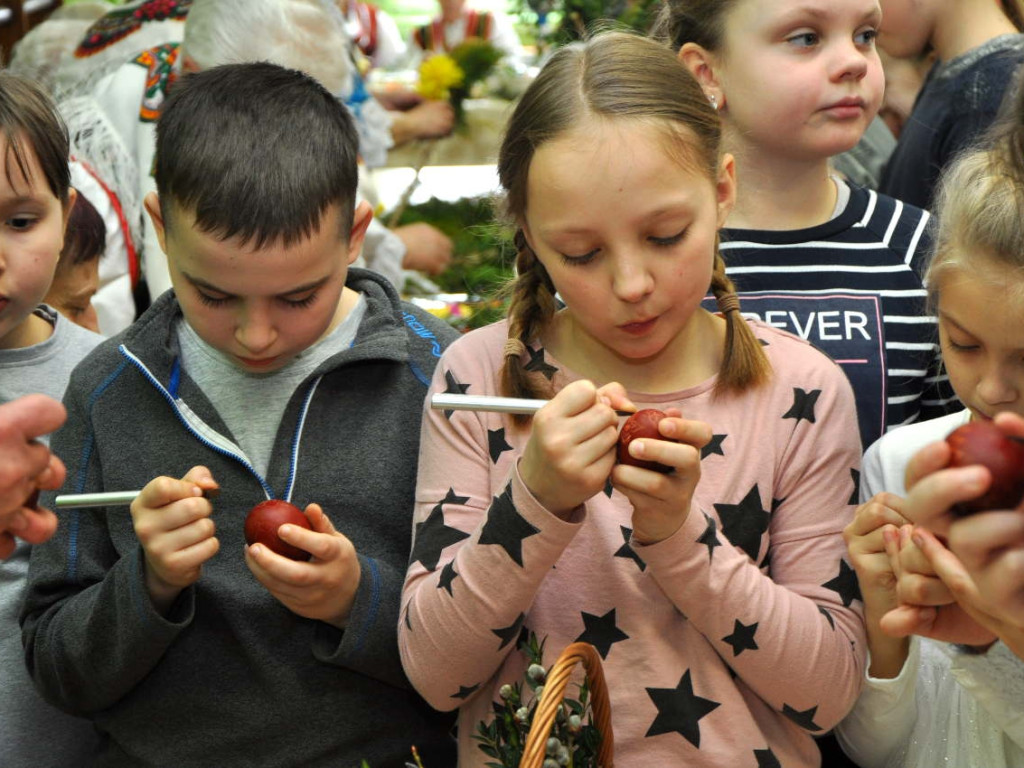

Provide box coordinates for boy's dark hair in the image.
[58,190,106,269]
[154,62,360,248]
[0,71,70,202]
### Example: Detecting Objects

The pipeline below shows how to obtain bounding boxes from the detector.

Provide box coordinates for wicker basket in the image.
[518,641,615,768]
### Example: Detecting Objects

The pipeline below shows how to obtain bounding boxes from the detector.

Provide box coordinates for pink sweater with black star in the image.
[399,319,866,767]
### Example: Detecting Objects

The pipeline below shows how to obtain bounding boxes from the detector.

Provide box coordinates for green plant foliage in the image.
[395,195,516,331]
[448,39,506,123]
[473,632,604,768]
[516,0,660,46]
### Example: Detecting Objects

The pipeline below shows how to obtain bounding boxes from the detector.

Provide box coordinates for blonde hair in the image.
[926,77,1024,305]
[496,31,770,415]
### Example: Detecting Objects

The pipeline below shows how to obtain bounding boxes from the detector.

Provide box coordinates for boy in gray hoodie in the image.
[21,62,458,767]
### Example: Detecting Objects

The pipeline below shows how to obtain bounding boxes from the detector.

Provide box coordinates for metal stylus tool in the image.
[430,393,633,416]
[55,487,220,509]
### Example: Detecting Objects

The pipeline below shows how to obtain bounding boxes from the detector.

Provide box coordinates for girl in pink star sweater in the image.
[398,31,866,767]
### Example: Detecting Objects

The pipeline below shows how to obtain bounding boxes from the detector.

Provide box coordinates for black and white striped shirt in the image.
[713,183,959,449]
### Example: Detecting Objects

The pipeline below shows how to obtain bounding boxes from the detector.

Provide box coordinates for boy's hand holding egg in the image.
[243,501,361,628]
[244,500,313,561]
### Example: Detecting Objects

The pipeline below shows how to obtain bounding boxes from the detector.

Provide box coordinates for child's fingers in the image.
[879,603,936,638]
[303,503,335,535]
[883,524,902,575]
[621,433,702,474]
[134,475,208,511]
[143,514,217,558]
[948,510,1024,567]
[903,439,952,492]
[181,465,219,495]
[993,411,1024,439]
[910,526,980,596]
[595,381,635,414]
[547,379,602,418]
[0,531,16,559]
[903,464,992,538]
[164,532,220,571]
[657,417,712,450]
[845,494,910,539]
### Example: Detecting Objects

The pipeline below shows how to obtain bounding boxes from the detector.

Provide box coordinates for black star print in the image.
[722,619,759,657]
[452,682,480,700]
[714,484,770,562]
[603,477,614,498]
[771,497,786,514]
[576,609,630,659]
[701,434,727,460]
[525,345,558,380]
[441,370,470,417]
[754,747,781,768]
[492,612,526,650]
[403,602,412,631]
[645,670,721,747]
[783,388,821,424]
[409,489,470,571]
[697,512,722,561]
[614,525,646,571]
[818,605,835,630]
[822,558,862,607]
[488,428,514,464]
[437,560,459,596]
[479,484,540,567]
[849,468,861,505]
[782,703,823,732]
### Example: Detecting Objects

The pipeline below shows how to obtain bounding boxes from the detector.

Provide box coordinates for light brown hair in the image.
[649,0,740,52]
[496,31,770,413]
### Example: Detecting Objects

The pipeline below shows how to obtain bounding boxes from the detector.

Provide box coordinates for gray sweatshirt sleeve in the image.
[20,383,193,716]
[312,553,409,689]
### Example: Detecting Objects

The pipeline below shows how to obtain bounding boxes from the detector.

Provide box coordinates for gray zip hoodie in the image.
[21,268,458,767]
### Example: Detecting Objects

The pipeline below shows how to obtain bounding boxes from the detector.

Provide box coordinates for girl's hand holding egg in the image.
[613,410,711,545]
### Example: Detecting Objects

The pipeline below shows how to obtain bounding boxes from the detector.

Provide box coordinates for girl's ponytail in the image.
[709,246,771,395]
[500,230,559,424]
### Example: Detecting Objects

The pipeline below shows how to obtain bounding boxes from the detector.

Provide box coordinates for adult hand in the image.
[0,394,67,559]
[395,222,453,275]
[389,99,456,145]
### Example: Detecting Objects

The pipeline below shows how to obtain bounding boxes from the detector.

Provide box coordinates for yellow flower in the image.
[417,54,465,101]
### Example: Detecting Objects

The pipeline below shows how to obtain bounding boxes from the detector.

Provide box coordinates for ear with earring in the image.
[708,92,719,111]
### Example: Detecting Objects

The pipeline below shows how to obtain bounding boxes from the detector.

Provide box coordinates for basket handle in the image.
[518,641,614,768]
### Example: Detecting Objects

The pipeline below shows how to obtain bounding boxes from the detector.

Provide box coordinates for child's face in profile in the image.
[154,200,365,374]
[937,259,1024,421]
[44,258,100,333]
[712,0,883,161]
[521,118,734,366]
[0,136,72,349]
